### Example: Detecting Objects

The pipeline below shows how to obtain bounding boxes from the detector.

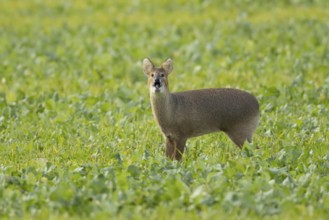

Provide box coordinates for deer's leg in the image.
[225,115,259,148]
[165,136,186,160]
[226,131,247,148]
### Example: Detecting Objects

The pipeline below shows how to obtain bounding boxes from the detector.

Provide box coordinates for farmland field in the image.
[0,0,329,219]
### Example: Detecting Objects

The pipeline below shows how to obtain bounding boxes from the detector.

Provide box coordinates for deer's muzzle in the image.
[153,79,161,88]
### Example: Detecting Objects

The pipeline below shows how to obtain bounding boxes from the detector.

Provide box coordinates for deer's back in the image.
[171,88,259,136]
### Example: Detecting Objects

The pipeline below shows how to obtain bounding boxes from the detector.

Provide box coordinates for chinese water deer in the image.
[143,58,259,160]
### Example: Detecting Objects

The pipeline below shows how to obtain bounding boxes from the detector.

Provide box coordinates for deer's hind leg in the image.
[226,130,248,148]
[165,135,186,160]
[225,115,259,148]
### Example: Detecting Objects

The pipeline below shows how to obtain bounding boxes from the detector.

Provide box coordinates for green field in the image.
[1,0,329,219]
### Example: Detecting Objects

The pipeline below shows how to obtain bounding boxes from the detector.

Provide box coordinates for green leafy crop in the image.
[0,0,328,219]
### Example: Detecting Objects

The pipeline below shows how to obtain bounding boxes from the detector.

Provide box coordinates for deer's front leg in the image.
[165,135,186,160]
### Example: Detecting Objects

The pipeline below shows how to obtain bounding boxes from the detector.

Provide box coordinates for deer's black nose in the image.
[153,79,161,88]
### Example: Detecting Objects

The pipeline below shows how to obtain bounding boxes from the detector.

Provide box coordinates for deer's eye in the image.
[161,74,165,77]
[151,74,154,77]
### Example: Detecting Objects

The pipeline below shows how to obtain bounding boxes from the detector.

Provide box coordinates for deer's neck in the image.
[150,90,174,130]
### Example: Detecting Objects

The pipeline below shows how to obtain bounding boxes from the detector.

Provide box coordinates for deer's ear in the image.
[162,58,173,74]
[143,58,154,76]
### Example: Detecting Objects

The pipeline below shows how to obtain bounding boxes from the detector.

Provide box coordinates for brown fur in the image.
[143,58,260,160]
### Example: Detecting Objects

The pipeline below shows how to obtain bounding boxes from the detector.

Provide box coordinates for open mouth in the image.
[153,81,161,89]
[152,80,162,93]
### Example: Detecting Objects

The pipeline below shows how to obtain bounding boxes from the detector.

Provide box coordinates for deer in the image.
[143,58,260,160]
